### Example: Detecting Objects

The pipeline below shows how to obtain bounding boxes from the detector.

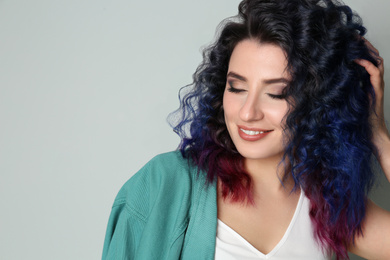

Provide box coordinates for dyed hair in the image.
[169,0,378,259]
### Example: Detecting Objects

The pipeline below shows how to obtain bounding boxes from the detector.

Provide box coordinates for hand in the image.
[355,39,389,147]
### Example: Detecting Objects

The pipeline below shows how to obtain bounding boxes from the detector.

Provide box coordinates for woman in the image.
[103,0,389,259]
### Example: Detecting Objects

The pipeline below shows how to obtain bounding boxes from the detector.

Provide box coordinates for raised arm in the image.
[356,41,390,181]
[350,42,390,259]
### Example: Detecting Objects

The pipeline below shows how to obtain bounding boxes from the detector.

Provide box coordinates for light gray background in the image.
[0,1,388,259]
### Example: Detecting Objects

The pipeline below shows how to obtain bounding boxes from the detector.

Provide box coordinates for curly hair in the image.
[169,0,379,258]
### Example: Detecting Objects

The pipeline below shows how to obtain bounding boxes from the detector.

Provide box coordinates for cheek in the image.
[222,91,235,120]
[263,102,289,125]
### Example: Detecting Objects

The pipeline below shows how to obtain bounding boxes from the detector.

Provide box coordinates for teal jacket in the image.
[102,151,217,259]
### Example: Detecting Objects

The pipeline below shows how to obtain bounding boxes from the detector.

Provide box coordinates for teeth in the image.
[241,129,268,135]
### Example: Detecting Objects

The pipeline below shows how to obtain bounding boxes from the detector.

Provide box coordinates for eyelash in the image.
[267,93,286,100]
[227,86,245,93]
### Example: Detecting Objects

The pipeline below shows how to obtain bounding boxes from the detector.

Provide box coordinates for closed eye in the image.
[227,86,246,93]
[267,93,286,100]
[227,81,246,93]
[267,87,287,100]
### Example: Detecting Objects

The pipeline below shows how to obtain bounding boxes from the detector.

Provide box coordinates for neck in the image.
[245,155,295,197]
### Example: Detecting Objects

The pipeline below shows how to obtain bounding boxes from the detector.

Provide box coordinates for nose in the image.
[239,94,264,122]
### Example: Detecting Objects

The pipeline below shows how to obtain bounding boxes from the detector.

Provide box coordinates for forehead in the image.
[228,39,290,79]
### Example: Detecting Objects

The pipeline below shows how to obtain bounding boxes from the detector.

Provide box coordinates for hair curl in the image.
[169,0,378,259]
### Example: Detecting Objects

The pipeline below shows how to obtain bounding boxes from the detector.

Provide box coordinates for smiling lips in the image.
[238,126,273,141]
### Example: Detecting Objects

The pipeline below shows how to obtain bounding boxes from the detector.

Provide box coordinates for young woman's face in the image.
[223,39,290,161]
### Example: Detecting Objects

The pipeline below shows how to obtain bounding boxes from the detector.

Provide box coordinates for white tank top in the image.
[215,191,331,259]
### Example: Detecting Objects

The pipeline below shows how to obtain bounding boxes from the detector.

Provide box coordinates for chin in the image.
[236,148,284,161]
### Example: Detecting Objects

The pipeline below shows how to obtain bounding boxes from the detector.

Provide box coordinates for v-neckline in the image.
[217,190,304,258]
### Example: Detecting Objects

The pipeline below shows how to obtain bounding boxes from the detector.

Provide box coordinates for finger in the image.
[355,59,384,91]
[355,59,381,77]
[361,38,384,72]
[377,56,385,73]
[362,37,379,54]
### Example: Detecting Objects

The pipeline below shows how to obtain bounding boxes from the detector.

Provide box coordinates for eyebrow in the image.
[226,71,290,85]
[227,71,247,81]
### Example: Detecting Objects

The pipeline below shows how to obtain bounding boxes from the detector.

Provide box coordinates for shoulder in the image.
[116,151,199,198]
[112,151,206,218]
[103,151,217,259]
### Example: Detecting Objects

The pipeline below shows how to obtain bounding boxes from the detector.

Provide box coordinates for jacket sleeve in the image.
[101,151,192,259]
[102,155,154,260]
[102,200,146,260]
